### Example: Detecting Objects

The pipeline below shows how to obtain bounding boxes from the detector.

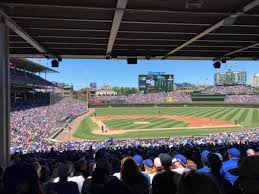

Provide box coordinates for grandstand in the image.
[9,58,57,109]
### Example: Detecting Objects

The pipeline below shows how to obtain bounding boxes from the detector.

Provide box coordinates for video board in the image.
[139,73,174,92]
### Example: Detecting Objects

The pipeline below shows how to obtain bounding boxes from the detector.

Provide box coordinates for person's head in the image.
[143,159,155,174]
[154,157,162,172]
[3,163,42,194]
[32,162,41,178]
[201,150,210,166]
[246,149,255,157]
[208,153,222,177]
[227,148,241,160]
[66,162,75,177]
[57,163,70,181]
[39,165,50,183]
[178,171,222,194]
[92,159,112,184]
[78,158,87,172]
[172,154,187,169]
[132,155,143,170]
[120,157,141,184]
[159,153,172,171]
[88,161,95,177]
[230,156,259,194]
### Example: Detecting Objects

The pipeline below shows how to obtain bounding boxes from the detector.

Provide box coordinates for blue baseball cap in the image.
[227,148,241,158]
[133,155,143,165]
[143,159,154,168]
[201,150,210,163]
[172,154,187,166]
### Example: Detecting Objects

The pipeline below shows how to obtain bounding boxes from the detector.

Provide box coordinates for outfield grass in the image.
[74,106,259,140]
[103,118,187,130]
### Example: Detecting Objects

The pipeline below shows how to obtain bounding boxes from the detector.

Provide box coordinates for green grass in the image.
[74,106,259,140]
[104,118,187,130]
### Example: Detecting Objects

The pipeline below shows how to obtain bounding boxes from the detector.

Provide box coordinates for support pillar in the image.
[0,19,10,168]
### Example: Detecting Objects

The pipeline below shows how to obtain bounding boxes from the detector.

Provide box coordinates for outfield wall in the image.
[89,103,259,109]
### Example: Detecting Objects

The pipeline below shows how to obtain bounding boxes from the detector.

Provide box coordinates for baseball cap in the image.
[201,150,210,163]
[172,154,187,166]
[133,155,143,165]
[159,153,172,167]
[230,156,259,178]
[227,148,241,158]
[143,159,154,168]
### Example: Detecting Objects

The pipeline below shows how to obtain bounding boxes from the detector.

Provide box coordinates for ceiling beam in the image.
[0,9,47,55]
[218,42,259,60]
[10,16,112,23]
[9,54,254,61]
[106,0,128,56]
[0,3,115,11]
[21,26,259,37]
[4,2,259,17]
[163,0,259,59]
[10,15,259,28]
[8,34,258,43]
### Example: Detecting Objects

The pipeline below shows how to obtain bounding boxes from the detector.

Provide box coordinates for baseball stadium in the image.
[1,1,259,194]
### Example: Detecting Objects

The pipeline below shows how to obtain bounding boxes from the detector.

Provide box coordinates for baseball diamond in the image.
[53,106,259,141]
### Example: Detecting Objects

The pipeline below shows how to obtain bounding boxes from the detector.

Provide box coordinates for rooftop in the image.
[10,58,58,73]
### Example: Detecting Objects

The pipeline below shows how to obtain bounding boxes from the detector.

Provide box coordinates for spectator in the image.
[87,159,134,194]
[120,157,149,194]
[177,171,222,194]
[32,162,42,178]
[197,150,211,173]
[154,157,162,172]
[3,163,43,194]
[133,155,151,184]
[246,149,255,157]
[39,165,51,188]
[172,154,189,174]
[221,148,241,185]
[230,156,259,194]
[152,153,179,194]
[143,159,156,183]
[187,159,197,171]
[208,154,233,194]
[45,163,80,194]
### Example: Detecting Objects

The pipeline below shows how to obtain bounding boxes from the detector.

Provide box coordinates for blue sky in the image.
[32,59,259,90]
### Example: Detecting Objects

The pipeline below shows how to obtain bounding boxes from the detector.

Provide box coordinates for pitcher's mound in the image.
[134,121,150,125]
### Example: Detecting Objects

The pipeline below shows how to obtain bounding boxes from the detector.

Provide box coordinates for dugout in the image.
[1,0,259,167]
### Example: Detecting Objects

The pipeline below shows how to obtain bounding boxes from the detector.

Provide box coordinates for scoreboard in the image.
[139,73,174,92]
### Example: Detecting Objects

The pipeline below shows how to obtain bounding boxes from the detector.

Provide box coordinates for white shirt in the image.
[172,168,190,174]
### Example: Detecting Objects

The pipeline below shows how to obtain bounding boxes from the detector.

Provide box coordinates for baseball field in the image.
[64,106,259,141]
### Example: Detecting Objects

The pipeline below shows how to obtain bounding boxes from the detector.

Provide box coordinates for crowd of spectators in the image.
[1,132,259,194]
[93,91,192,104]
[10,98,87,152]
[225,95,259,104]
[10,67,54,87]
[203,85,255,94]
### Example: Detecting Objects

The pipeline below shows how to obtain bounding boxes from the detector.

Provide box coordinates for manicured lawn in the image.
[74,106,259,140]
